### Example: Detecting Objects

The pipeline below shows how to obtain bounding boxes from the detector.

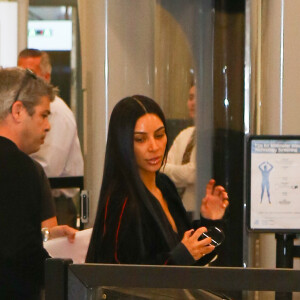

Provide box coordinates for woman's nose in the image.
[148,138,158,151]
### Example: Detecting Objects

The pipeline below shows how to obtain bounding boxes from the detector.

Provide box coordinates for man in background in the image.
[0,67,77,299]
[18,49,84,228]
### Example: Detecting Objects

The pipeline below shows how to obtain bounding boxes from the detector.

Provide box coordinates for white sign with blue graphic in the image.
[250,139,300,230]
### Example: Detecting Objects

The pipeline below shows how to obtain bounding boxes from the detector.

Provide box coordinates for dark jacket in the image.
[87,173,223,265]
[0,137,50,299]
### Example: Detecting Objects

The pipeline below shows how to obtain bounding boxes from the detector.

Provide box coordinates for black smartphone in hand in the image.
[198,226,225,247]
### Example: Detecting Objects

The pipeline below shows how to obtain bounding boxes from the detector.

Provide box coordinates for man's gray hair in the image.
[0,67,56,120]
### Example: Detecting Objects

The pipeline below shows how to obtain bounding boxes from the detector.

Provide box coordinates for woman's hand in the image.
[181,227,215,261]
[200,179,229,220]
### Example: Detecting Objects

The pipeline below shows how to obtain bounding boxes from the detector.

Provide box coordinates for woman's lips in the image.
[146,157,161,165]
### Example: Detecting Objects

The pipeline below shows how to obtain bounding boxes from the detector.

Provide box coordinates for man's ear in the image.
[44,72,51,83]
[11,101,25,122]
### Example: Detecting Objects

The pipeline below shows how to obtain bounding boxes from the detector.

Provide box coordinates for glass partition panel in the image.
[153,1,245,268]
[77,0,245,270]
[27,4,84,230]
[28,5,79,114]
[104,0,217,225]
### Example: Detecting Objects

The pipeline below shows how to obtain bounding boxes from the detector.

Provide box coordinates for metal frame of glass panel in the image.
[45,259,300,300]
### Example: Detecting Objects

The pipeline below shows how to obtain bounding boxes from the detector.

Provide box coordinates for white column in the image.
[250,3,300,297]
[17,0,28,52]
[78,0,108,226]
[0,2,18,67]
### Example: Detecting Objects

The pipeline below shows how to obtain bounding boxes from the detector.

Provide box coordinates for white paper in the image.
[44,228,92,263]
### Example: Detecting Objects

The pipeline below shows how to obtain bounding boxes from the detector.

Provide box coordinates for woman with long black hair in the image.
[86,95,228,265]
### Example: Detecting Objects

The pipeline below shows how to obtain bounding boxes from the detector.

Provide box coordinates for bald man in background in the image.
[18,49,84,228]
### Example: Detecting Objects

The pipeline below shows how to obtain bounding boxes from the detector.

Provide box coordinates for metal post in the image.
[45,258,73,300]
[275,233,295,300]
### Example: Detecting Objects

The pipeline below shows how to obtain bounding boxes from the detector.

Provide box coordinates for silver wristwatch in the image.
[41,227,50,242]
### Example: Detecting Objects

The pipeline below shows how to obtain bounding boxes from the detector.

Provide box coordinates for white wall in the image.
[0,2,18,67]
[259,0,300,135]
[282,0,300,134]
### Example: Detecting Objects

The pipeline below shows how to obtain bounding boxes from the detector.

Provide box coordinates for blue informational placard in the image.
[247,135,300,232]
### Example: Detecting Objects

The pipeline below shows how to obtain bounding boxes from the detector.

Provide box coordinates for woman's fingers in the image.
[183,229,195,239]
[182,227,215,260]
[221,190,229,208]
[213,185,225,196]
[206,179,216,195]
[213,185,229,207]
[190,227,214,248]
[192,227,207,241]
[206,180,229,203]
[223,194,229,208]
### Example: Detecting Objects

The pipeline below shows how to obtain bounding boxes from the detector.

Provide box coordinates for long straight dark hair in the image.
[86,95,169,262]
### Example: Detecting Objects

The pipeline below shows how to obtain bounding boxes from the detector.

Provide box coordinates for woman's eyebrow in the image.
[134,126,165,135]
[155,126,165,133]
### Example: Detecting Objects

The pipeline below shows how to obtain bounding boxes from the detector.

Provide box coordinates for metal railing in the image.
[45,258,300,300]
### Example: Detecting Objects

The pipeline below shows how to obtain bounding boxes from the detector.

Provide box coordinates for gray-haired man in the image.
[0,67,76,299]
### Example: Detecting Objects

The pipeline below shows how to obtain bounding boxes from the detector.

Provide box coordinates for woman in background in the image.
[163,84,197,216]
[86,95,228,265]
